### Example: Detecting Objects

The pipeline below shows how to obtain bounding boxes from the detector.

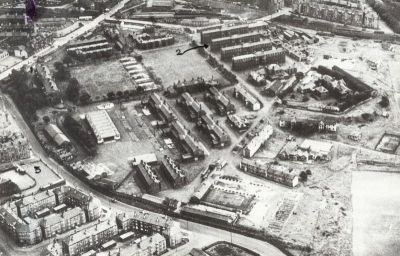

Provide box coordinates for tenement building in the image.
[232,49,286,71]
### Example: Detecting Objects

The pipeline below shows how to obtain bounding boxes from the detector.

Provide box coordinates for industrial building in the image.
[220,40,272,60]
[239,159,299,187]
[160,155,187,188]
[243,123,273,158]
[86,110,121,144]
[232,49,286,71]
[44,123,71,148]
[135,160,162,193]
[233,85,261,111]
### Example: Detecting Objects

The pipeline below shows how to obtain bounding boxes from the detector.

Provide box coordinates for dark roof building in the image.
[198,114,230,148]
[206,87,235,115]
[160,155,187,188]
[135,160,161,193]
[232,49,286,71]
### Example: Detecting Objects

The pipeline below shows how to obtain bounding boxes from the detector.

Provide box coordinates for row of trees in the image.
[63,114,97,156]
[7,70,48,120]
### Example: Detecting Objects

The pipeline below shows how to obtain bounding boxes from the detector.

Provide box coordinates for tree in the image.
[54,62,64,70]
[107,92,115,100]
[306,169,312,176]
[66,78,80,102]
[63,56,73,67]
[43,116,50,124]
[299,171,308,182]
[79,91,91,105]
[379,95,390,108]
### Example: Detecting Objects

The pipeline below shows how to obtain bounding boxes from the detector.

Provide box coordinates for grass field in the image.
[203,188,253,212]
[70,60,135,101]
[141,46,227,88]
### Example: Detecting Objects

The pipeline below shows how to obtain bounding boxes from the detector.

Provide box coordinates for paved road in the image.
[0,6,290,255]
[0,0,135,81]
[2,94,286,256]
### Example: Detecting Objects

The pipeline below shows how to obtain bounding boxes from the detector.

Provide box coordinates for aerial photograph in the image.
[0,0,399,255]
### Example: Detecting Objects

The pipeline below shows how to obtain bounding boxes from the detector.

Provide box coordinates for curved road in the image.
[2,94,286,256]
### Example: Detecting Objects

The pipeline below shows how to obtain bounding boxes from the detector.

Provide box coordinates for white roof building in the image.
[85,110,120,144]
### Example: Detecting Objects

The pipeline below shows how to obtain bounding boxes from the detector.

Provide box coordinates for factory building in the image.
[86,110,121,144]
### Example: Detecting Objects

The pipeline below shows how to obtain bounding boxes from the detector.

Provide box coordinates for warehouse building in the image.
[86,110,120,144]
[44,123,71,148]
[232,49,286,71]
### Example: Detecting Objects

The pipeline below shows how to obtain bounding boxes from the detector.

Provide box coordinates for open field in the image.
[70,60,134,101]
[205,241,259,256]
[353,171,400,256]
[141,46,228,88]
[376,133,400,153]
[202,188,254,212]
